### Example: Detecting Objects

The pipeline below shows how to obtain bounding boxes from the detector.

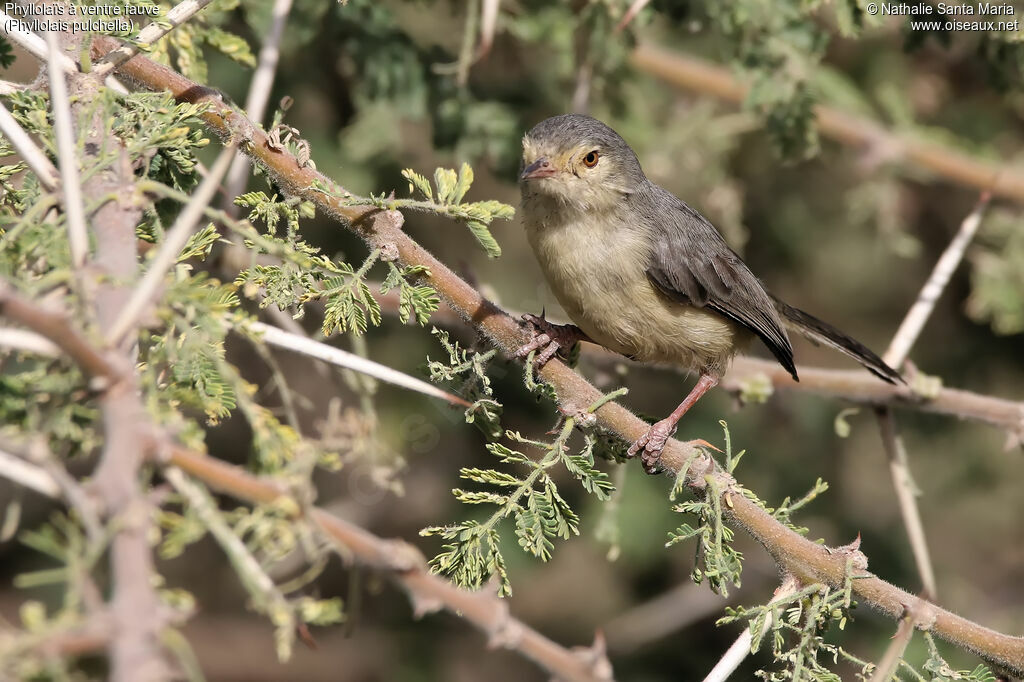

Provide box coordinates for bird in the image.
[514,114,902,472]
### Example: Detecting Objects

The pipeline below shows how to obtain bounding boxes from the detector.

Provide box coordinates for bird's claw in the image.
[627,418,677,474]
[515,313,583,368]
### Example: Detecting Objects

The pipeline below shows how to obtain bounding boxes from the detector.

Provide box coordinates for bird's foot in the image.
[627,418,678,474]
[514,313,586,368]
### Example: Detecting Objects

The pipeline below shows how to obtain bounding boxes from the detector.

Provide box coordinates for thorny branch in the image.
[371,287,1024,442]
[87,39,1024,676]
[631,45,1024,205]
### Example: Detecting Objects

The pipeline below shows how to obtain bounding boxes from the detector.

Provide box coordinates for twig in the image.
[45,31,90,270]
[248,321,471,408]
[478,0,500,58]
[89,41,1024,675]
[0,281,119,379]
[701,576,799,682]
[164,467,296,646]
[456,0,479,86]
[105,144,237,347]
[630,45,1024,204]
[0,102,60,190]
[0,327,60,355]
[614,0,651,33]
[93,0,218,77]
[373,289,1024,437]
[157,445,612,681]
[0,435,104,541]
[875,194,990,601]
[876,408,937,599]
[884,193,991,368]
[722,357,1024,442]
[223,0,294,208]
[868,611,915,682]
[0,446,62,498]
[702,626,756,682]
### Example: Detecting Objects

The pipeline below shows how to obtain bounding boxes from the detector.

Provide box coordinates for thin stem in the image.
[701,576,799,682]
[868,612,915,682]
[105,144,237,347]
[248,320,471,408]
[702,626,756,682]
[0,327,60,355]
[874,195,989,602]
[630,46,1024,204]
[615,0,652,33]
[93,0,218,77]
[0,281,119,379]
[45,31,89,270]
[223,0,294,209]
[876,408,937,599]
[0,447,61,498]
[164,468,294,635]
[478,0,500,58]
[0,102,59,190]
[883,193,991,368]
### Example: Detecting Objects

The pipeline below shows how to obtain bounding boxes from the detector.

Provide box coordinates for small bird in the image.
[515,114,901,472]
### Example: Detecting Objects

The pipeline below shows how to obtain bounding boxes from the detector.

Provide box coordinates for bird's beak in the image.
[520,157,557,180]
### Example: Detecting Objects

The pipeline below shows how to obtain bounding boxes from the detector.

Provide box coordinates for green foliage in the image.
[427,328,502,438]
[102,0,257,82]
[667,423,830,595]
[381,262,440,326]
[236,208,440,336]
[422,400,616,595]
[397,163,515,258]
[922,634,998,681]
[0,36,15,69]
[967,207,1024,335]
[143,271,239,423]
[667,475,745,596]
[718,570,869,681]
[235,191,316,237]
[701,2,833,158]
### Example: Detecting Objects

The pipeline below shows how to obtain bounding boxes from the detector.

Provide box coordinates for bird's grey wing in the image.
[644,191,798,380]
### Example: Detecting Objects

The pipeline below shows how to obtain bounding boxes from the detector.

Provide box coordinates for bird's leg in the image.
[628,373,719,474]
[514,313,589,367]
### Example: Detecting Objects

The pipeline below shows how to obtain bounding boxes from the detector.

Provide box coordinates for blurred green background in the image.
[2,0,1024,680]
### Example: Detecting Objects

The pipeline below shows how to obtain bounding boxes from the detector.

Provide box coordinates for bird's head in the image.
[519,114,646,213]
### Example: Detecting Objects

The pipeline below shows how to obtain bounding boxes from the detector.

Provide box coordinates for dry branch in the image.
[374,288,1024,439]
[88,38,1024,675]
[630,45,1024,204]
[166,446,613,682]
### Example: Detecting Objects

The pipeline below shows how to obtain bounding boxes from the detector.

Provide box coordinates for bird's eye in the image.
[582,150,600,168]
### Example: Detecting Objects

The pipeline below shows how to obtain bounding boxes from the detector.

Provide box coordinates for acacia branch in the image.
[0,417,609,680]
[88,40,1024,676]
[165,446,612,681]
[723,357,1024,444]
[630,45,1024,204]
[93,0,218,77]
[872,194,990,602]
[46,37,166,679]
[373,288,1024,438]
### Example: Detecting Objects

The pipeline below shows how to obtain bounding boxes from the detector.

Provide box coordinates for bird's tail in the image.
[773,298,904,384]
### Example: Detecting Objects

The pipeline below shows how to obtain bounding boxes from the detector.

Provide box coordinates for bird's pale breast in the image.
[524,208,746,374]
